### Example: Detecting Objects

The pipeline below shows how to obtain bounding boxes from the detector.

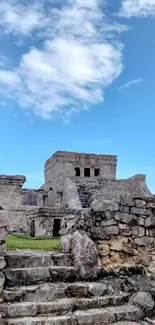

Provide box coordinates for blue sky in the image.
[0,0,155,192]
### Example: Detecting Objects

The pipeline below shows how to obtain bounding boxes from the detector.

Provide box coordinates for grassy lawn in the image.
[6,235,60,251]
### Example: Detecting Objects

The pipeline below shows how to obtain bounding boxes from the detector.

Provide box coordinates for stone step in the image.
[4,266,77,285]
[5,251,72,268]
[3,281,122,302]
[2,294,129,318]
[7,315,73,325]
[112,322,142,325]
[74,305,142,324]
[6,304,142,325]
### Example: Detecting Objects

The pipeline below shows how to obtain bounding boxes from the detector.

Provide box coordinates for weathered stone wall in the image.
[77,174,152,208]
[42,151,117,207]
[22,189,47,206]
[7,207,34,236]
[25,207,78,237]
[44,151,117,184]
[0,175,25,209]
[60,195,155,273]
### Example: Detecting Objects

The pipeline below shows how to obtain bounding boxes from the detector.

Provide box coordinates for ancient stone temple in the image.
[0,151,153,237]
[1,151,155,324]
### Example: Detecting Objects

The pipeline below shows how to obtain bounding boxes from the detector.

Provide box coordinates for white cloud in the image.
[0,1,46,35]
[0,0,128,120]
[118,0,155,18]
[117,78,143,91]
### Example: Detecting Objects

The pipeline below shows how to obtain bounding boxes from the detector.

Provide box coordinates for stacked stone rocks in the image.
[1,201,155,324]
[60,196,155,273]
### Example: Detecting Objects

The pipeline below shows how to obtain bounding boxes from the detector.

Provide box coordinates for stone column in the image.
[0,209,8,301]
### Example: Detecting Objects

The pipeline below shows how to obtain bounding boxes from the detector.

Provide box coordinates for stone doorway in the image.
[30,219,35,237]
[53,218,61,237]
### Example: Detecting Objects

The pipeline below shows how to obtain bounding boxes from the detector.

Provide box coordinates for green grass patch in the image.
[6,235,60,251]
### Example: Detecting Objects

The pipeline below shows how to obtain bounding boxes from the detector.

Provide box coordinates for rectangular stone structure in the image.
[44,151,117,184]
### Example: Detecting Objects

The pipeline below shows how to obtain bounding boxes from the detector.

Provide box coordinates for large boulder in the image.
[130,292,154,313]
[71,230,100,280]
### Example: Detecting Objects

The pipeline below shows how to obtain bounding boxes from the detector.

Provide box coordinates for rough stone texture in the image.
[0,210,9,229]
[0,151,153,238]
[0,257,6,269]
[71,231,99,279]
[60,235,73,253]
[60,196,155,272]
[22,189,46,206]
[0,271,5,294]
[130,292,154,312]
[91,200,119,212]
[0,175,25,208]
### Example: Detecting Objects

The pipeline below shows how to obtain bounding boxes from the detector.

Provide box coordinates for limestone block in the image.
[134,199,146,208]
[130,292,154,312]
[130,207,152,216]
[92,226,119,239]
[119,223,131,236]
[0,211,8,228]
[101,219,117,227]
[110,238,132,254]
[134,236,154,246]
[105,226,119,236]
[98,243,109,256]
[66,283,89,298]
[131,226,145,238]
[88,282,107,296]
[145,215,155,228]
[119,206,130,213]
[137,217,145,226]
[105,211,114,220]
[71,230,99,280]
[120,197,135,207]
[91,200,118,212]
[115,212,134,224]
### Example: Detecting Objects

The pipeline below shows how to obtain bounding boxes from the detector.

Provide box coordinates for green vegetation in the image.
[6,235,60,251]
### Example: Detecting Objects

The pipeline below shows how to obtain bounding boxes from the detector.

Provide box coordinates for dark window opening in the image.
[84,168,90,177]
[94,168,100,176]
[53,219,61,237]
[30,219,35,237]
[74,167,80,177]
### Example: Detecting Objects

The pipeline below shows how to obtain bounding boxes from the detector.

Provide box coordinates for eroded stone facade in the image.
[0,151,153,237]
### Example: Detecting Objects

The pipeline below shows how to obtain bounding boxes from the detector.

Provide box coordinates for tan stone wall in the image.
[61,196,155,274]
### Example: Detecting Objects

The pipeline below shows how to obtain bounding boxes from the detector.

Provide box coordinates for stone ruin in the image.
[0,151,153,238]
[1,151,155,324]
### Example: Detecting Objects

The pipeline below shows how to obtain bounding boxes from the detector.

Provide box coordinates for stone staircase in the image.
[1,250,145,325]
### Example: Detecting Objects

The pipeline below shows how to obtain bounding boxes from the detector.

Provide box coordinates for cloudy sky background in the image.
[0,0,155,191]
